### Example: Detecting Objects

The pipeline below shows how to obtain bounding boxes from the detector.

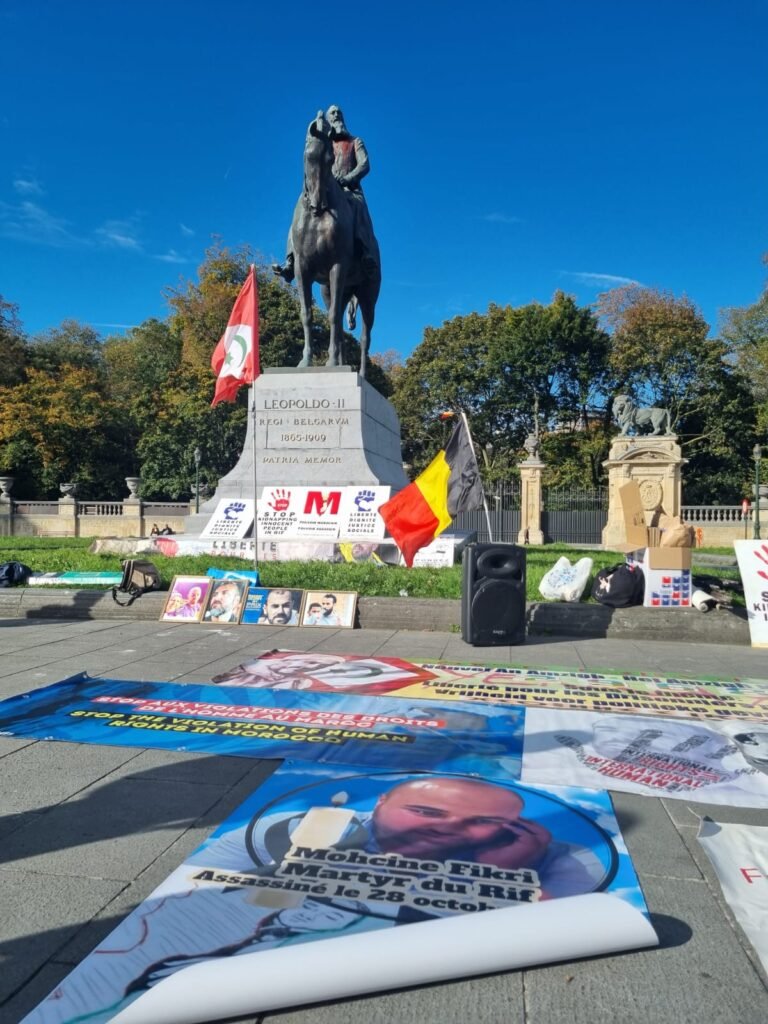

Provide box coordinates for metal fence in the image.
[454,482,609,546]
[453,507,522,544]
[542,486,608,545]
[453,482,521,543]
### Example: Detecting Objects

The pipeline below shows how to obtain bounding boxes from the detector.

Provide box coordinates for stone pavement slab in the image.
[0,618,766,1024]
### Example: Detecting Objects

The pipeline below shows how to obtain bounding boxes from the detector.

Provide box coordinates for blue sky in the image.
[1,1,766,359]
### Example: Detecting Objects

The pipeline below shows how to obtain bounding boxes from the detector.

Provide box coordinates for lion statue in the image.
[613,395,671,436]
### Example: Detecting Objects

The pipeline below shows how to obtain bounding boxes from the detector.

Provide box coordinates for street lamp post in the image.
[194,446,202,514]
[754,444,763,541]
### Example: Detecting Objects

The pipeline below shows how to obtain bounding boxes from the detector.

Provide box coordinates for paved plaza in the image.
[1,617,767,1024]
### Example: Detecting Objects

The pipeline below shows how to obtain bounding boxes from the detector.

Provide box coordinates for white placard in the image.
[411,536,456,568]
[734,540,768,647]
[256,486,391,541]
[697,818,768,972]
[199,499,255,539]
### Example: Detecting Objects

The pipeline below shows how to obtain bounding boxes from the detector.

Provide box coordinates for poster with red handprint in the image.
[256,486,392,540]
[734,541,768,648]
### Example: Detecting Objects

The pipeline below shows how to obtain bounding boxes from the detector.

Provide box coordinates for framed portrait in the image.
[159,576,212,624]
[242,587,305,626]
[201,578,249,625]
[300,590,358,628]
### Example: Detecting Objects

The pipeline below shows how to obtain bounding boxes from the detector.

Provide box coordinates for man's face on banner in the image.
[372,778,524,859]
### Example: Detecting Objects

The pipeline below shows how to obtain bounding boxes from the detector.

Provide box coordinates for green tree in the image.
[721,259,768,433]
[135,365,247,499]
[392,293,611,484]
[0,296,27,388]
[27,319,106,378]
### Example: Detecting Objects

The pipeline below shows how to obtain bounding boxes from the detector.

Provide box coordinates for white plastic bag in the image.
[538,556,594,602]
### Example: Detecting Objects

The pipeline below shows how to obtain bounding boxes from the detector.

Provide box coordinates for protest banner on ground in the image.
[697,817,768,973]
[520,707,768,806]
[22,763,657,1024]
[0,675,524,780]
[211,651,768,723]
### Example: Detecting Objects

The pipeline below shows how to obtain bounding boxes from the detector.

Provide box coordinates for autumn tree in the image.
[598,284,757,501]
[597,285,711,423]
[0,365,127,497]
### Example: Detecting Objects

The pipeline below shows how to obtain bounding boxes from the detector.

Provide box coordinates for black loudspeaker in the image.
[461,543,526,645]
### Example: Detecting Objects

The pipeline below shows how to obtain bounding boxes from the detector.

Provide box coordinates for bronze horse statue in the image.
[289,112,380,378]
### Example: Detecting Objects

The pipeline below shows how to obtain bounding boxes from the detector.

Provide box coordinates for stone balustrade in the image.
[0,499,191,538]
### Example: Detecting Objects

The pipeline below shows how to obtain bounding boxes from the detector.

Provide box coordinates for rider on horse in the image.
[272,105,379,284]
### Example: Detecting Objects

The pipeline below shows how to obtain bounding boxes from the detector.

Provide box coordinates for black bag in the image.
[0,561,32,588]
[591,562,644,608]
[111,559,161,607]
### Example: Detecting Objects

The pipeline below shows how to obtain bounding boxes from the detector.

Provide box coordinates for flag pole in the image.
[459,409,494,543]
[249,265,259,574]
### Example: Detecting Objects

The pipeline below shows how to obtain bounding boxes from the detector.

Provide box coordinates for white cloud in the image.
[13,177,44,196]
[96,219,142,251]
[154,248,188,264]
[0,200,81,247]
[482,212,522,225]
[179,222,195,237]
[563,271,643,288]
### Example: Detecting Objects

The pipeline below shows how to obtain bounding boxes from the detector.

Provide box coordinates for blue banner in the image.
[0,675,524,779]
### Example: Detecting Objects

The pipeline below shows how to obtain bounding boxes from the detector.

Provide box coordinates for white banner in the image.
[256,485,391,541]
[199,499,255,540]
[734,540,768,647]
[521,707,768,806]
[110,894,656,1024]
[697,818,768,972]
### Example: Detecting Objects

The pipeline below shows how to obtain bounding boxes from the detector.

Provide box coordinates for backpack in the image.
[111,559,161,607]
[591,562,645,608]
[0,561,32,588]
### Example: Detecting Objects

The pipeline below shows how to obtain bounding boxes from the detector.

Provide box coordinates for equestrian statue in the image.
[272,105,381,379]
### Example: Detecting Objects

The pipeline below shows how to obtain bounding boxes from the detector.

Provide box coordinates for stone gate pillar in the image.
[601,435,687,549]
[518,445,544,545]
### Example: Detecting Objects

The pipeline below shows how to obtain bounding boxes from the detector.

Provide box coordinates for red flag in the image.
[210,267,260,406]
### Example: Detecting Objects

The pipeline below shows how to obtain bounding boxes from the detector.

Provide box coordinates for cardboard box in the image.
[617,482,692,574]
[618,483,649,549]
[626,548,692,607]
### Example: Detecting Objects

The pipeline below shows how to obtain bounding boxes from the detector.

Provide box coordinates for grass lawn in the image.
[0,537,739,603]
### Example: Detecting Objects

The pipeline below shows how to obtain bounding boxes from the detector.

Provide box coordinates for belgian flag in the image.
[379,417,485,566]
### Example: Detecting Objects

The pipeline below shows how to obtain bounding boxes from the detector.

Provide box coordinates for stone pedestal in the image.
[518,458,544,545]
[601,435,687,549]
[185,367,408,534]
[57,496,78,537]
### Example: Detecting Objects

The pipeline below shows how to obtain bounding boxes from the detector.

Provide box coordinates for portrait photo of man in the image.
[300,590,357,628]
[203,579,248,624]
[257,588,302,625]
